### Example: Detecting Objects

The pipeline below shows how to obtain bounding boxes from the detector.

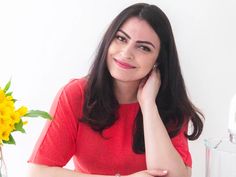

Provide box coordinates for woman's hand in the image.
[127,169,167,177]
[137,68,161,106]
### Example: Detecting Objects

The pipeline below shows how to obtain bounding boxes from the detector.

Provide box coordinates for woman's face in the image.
[107,17,161,83]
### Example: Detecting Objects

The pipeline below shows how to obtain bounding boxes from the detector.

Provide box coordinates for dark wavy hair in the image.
[80,3,204,153]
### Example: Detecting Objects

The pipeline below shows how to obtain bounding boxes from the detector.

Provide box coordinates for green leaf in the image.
[2,134,16,145]
[14,119,26,133]
[24,110,52,120]
[6,91,13,96]
[3,79,11,93]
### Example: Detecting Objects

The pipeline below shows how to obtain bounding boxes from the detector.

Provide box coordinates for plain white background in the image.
[0,0,236,177]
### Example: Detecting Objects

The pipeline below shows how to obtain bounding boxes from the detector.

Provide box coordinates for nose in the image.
[120,43,134,60]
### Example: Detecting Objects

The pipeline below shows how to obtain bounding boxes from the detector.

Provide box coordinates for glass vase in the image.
[0,146,7,177]
[205,137,236,177]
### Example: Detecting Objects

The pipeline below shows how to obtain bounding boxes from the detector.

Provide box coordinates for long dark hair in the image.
[80,3,204,153]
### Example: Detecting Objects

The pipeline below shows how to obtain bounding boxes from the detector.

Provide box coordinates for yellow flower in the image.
[0,114,12,126]
[0,80,52,145]
[16,106,28,117]
[5,100,14,109]
[10,111,21,124]
[6,95,13,101]
[0,89,5,102]
[0,105,11,118]
[0,125,12,141]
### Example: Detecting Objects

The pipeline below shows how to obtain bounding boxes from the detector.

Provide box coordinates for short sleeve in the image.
[28,79,84,167]
[170,124,192,167]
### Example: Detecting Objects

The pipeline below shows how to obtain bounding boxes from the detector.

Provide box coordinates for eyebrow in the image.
[118,29,156,49]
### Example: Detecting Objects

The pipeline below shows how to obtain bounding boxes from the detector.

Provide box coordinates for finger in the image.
[146,169,168,176]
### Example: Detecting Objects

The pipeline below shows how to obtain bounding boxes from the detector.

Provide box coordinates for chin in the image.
[110,73,141,83]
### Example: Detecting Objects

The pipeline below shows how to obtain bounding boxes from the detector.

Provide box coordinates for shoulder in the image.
[59,77,88,101]
[51,77,88,118]
[63,77,87,94]
[61,76,88,105]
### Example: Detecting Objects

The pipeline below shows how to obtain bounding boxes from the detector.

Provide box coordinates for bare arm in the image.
[27,163,169,177]
[137,69,191,177]
[141,103,191,177]
[187,167,192,177]
[27,163,107,177]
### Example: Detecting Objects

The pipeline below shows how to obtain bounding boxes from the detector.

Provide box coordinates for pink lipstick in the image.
[114,59,136,69]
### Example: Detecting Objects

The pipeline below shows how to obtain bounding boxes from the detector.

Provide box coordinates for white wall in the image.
[0,0,236,177]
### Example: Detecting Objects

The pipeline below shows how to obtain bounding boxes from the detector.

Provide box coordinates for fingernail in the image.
[162,170,167,174]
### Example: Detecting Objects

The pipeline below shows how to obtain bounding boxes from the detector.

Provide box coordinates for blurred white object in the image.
[205,138,236,177]
[228,94,236,143]
[204,94,236,177]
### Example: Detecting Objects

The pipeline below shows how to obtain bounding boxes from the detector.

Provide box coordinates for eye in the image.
[115,35,126,42]
[139,45,151,52]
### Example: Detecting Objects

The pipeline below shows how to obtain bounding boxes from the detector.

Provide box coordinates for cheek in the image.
[138,57,157,76]
[141,57,157,70]
[106,46,115,71]
[107,44,114,63]
[107,41,117,56]
[135,64,153,79]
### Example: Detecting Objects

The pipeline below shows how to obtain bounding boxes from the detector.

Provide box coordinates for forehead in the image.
[119,17,160,43]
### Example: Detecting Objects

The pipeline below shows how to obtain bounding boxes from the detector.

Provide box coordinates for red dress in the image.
[28,78,192,175]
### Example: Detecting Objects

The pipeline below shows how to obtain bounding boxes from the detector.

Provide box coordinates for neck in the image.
[114,79,140,104]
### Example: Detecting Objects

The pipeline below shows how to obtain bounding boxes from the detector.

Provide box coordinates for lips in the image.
[114,58,136,69]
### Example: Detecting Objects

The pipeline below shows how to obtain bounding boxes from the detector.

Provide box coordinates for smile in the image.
[114,58,136,69]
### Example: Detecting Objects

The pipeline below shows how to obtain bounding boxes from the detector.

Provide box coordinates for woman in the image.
[28,3,204,177]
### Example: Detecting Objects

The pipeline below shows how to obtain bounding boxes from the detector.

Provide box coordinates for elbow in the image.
[167,166,192,177]
[146,163,191,177]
